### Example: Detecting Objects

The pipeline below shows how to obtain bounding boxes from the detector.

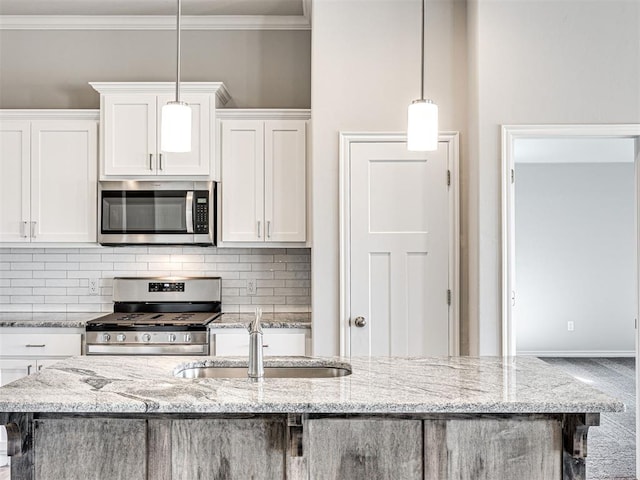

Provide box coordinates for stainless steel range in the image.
[85,277,221,355]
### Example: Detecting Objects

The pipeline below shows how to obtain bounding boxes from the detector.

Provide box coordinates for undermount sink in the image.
[175,365,352,379]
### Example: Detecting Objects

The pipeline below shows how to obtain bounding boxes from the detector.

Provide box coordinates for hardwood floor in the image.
[542,357,636,480]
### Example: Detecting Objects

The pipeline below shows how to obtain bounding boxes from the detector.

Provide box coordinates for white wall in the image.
[0,30,311,108]
[515,162,636,355]
[467,0,640,354]
[311,0,468,355]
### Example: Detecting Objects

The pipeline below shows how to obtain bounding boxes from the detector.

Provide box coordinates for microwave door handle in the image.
[185,192,194,233]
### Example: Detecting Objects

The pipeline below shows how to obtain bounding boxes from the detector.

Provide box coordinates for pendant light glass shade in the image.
[161,0,191,153]
[407,99,438,151]
[161,101,191,152]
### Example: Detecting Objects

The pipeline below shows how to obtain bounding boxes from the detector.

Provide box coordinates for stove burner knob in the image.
[184,334,192,343]
[117,333,126,342]
[101,333,111,342]
[142,334,151,343]
[168,334,176,343]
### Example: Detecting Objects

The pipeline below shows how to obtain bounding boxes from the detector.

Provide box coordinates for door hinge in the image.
[447,170,451,187]
[511,168,515,184]
[447,289,452,306]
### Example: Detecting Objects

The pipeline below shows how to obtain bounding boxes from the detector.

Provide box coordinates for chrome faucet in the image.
[248,307,264,379]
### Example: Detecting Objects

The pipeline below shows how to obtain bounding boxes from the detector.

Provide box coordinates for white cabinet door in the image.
[0,120,30,242]
[0,358,33,386]
[264,121,306,242]
[103,94,157,176]
[30,121,98,242]
[158,94,211,176]
[213,331,307,356]
[221,120,264,242]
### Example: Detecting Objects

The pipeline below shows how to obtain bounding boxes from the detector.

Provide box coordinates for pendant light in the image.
[407,0,438,152]
[161,0,191,153]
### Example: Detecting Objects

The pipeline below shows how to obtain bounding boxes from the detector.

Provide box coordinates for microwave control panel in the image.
[194,192,209,234]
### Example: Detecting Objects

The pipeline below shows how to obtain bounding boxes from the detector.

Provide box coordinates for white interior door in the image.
[348,140,452,356]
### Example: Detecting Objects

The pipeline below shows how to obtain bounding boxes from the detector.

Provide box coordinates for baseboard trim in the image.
[519,350,635,358]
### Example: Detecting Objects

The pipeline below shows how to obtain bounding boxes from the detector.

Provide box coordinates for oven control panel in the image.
[148,282,185,293]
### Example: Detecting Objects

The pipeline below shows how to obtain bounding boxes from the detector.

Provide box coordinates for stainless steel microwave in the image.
[98,181,216,246]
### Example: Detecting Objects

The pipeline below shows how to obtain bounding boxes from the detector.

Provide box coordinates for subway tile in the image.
[146,247,183,254]
[0,279,9,287]
[204,271,240,279]
[45,262,79,270]
[220,279,246,288]
[0,249,11,254]
[221,304,240,313]
[33,287,67,296]
[180,263,207,271]
[0,304,32,312]
[251,296,285,305]
[33,254,67,262]
[101,287,113,297]
[70,247,109,254]
[0,254,33,262]
[0,296,9,303]
[274,254,310,263]
[215,248,252,254]
[46,279,80,287]
[239,255,273,263]
[222,295,252,305]
[204,254,239,263]
[66,287,89,296]
[67,254,102,262]
[171,254,204,263]
[11,248,44,254]
[12,262,44,270]
[79,279,89,286]
[256,288,274,296]
[286,248,311,255]
[45,248,79,254]
[241,304,275,313]
[274,305,311,313]
[251,263,286,272]
[138,271,171,277]
[274,288,309,296]
[79,262,113,271]
[101,254,137,262]
[257,280,285,288]
[67,304,103,312]
[107,246,148,254]
[136,254,172,263]
[286,279,311,288]
[0,263,9,270]
[239,271,274,280]
[33,304,67,312]
[182,246,214,254]
[113,263,145,271]
[45,295,78,304]
[215,263,252,272]
[0,287,32,295]
[33,271,65,279]
[252,248,286,255]
[11,295,44,303]
[2,270,34,279]
[11,279,46,287]
[148,263,181,270]
[68,271,101,279]
[221,288,240,296]
[286,263,311,271]
[286,296,311,305]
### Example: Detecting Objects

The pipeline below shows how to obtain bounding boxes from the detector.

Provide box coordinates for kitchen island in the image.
[0,355,623,480]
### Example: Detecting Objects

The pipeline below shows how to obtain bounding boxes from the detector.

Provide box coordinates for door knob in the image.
[353,316,366,328]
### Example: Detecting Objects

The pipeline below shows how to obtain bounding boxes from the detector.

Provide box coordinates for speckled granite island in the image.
[0,356,623,480]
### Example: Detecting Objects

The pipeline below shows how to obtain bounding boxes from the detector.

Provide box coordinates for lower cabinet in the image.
[212,329,308,356]
[13,415,565,480]
[34,418,147,480]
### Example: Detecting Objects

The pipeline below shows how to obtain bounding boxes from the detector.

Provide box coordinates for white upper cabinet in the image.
[91,82,229,180]
[219,111,308,245]
[0,113,98,244]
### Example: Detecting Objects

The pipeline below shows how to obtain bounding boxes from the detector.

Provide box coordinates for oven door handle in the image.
[185,191,194,234]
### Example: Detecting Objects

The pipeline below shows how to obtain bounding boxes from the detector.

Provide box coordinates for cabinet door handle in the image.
[267,220,271,238]
[38,365,43,372]
[30,221,36,238]
[159,153,163,171]
[27,365,33,375]
[257,220,261,238]
[20,221,28,238]
[149,153,154,170]
[25,344,46,348]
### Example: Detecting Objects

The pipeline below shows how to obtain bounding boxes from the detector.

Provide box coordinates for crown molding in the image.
[216,109,310,120]
[0,109,100,120]
[89,82,231,106]
[0,14,311,31]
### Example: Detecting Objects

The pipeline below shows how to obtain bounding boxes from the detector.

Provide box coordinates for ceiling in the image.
[0,0,304,16]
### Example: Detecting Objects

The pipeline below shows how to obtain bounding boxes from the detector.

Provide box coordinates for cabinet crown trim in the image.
[217,109,310,120]
[0,109,100,120]
[89,82,231,106]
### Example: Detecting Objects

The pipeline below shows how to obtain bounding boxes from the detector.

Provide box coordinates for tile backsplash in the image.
[0,247,311,313]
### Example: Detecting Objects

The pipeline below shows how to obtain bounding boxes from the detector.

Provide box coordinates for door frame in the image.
[501,124,640,357]
[339,132,460,357]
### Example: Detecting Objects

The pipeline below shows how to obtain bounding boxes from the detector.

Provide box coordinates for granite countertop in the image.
[0,312,311,329]
[0,312,104,328]
[212,312,311,329]
[0,356,623,415]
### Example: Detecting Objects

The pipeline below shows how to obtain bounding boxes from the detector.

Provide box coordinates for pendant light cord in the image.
[420,0,425,100]
[175,0,182,103]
